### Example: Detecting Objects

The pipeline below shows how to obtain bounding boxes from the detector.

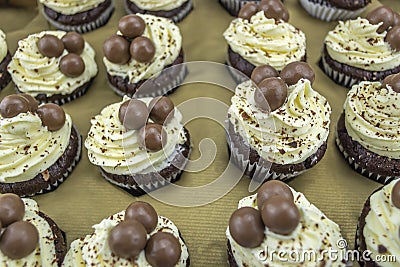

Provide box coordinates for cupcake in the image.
[125,0,193,23]
[336,74,400,185]
[85,96,191,196]
[356,179,400,266]
[39,0,114,33]
[0,193,67,266]
[227,62,331,182]
[321,6,400,88]
[103,14,186,97]
[0,30,11,91]
[227,180,348,266]
[0,94,82,197]
[7,31,98,105]
[62,201,190,266]
[223,0,306,81]
[299,0,371,22]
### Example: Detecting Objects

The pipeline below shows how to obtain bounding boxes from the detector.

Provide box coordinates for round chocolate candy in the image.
[145,232,182,267]
[130,36,156,63]
[61,32,84,54]
[366,6,394,33]
[0,95,30,118]
[261,196,300,235]
[103,35,131,65]
[259,0,289,22]
[382,73,400,92]
[138,124,167,151]
[394,12,400,26]
[20,94,38,112]
[148,96,175,124]
[280,62,315,85]
[125,201,158,234]
[0,221,39,259]
[238,2,259,20]
[118,15,146,39]
[254,77,288,112]
[37,34,64,58]
[392,180,400,208]
[59,53,85,78]
[385,26,400,52]
[37,103,66,131]
[119,99,149,131]
[256,180,294,210]
[251,65,279,85]
[0,193,25,227]
[229,207,265,248]
[108,220,147,259]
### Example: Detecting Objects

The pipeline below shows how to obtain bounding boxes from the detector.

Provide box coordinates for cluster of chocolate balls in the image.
[0,94,66,131]
[108,201,182,267]
[238,0,288,22]
[103,15,156,65]
[37,32,86,78]
[0,194,39,259]
[119,96,175,151]
[229,180,300,248]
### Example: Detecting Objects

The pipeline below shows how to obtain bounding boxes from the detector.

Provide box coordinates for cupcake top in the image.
[0,94,72,183]
[85,96,187,175]
[228,62,331,165]
[224,2,306,71]
[344,74,400,159]
[227,180,347,266]
[324,6,400,72]
[363,179,400,267]
[103,14,182,84]
[0,193,59,266]
[7,30,98,97]
[39,0,106,15]
[128,0,187,11]
[0,30,7,63]
[62,201,189,267]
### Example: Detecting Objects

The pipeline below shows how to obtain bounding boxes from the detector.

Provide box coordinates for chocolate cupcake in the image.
[0,94,82,197]
[103,14,186,97]
[321,6,400,88]
[85,96,191,196]
[227,62,331,182]
[0,30,11,91]
[299,0,371,21]
[223,1,306,81]
[336,74,400,185]
[62,201,190,266]
[7,31,98,105]
[227,180,348,266]
[356,179,400,267]
[125,0,193,23]
[0,193,67,266]
[39,0,114,33]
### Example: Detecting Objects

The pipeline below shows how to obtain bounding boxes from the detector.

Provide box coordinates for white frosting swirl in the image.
[103,14,182,84]
[0,29,7,62]
[363,179,400,267]
[39,0,106,15]
[0,198,59,266]
[228,79,331,165]
[223,11,306,71]
[226,189,347,267]
[128,0,187,11]
[85,96,187,175]
[344,81,400,159]
[8,30,98,97]
[325,17,400,71]
[0,110,72,183]
[62,211,189,267]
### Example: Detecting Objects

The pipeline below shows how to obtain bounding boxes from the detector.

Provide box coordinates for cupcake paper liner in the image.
[299,0,366,21]
[320,55,359,88]
[226,56,248,84]
[219,0,260,16]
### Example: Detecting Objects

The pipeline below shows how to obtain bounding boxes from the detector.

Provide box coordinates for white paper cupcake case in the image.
[321,55,360,88]
[299,0,366,22]
[219,0,260,16]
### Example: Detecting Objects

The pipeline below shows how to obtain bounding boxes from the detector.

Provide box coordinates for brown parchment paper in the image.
[1,0,400,265]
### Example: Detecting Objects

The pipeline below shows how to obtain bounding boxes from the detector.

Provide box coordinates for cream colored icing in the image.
[228,79,331,165]
[39,0,106,15]
[0,29,7,63]
[128,0,187,11]
[103,14,182,84]
[0,110,72,183]
[344,81,400,159]
[223,11,306,71]
[325,17,400,72]
[8,30,98,97]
